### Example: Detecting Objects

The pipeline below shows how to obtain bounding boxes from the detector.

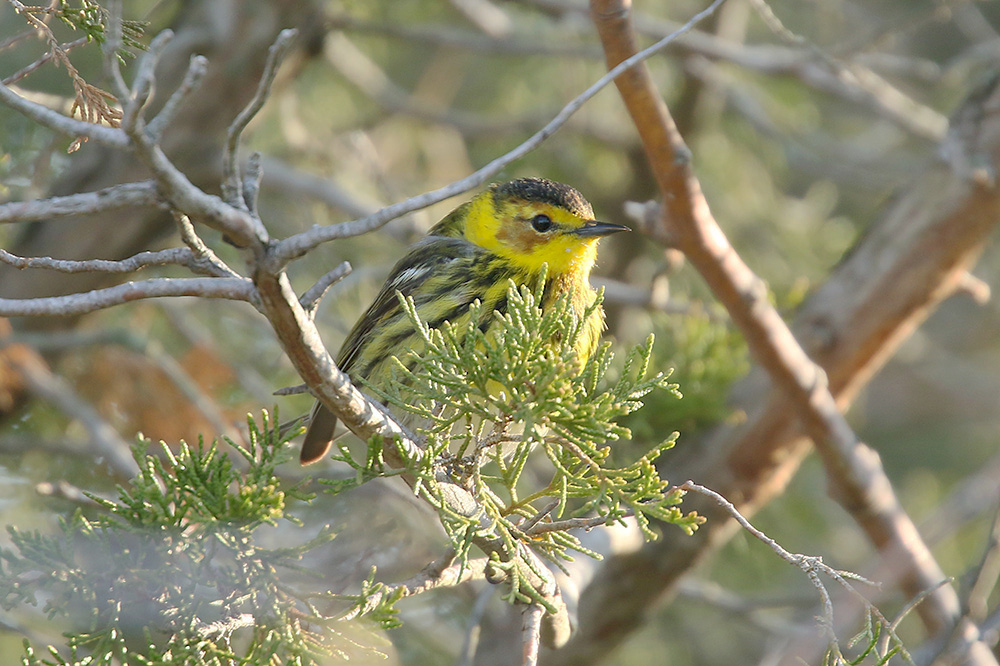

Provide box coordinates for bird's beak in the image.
[571,220,631,237]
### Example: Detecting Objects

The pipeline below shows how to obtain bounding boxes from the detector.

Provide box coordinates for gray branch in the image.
[222,29,298,210]
[146,55,209,140]
[0,247,195,274]
[0,181,160,224]
[0,80,129,149]
[268,0,729,266]
[0,278,255,317]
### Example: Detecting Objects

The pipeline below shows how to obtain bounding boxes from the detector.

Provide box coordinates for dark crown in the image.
[492,178,594,220]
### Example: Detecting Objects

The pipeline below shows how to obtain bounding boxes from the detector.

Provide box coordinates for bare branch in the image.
[521,602,545,666]
[593,274,710,318]
[243,152,263,217]
[742,0,947,142]
[156,301,275,405]
[555,8,1000,666]
[146,54,210,140]
[966,507,1000,623]
[524,512,631,536]
[127,127,264,247]
[269,0,729,267]
[250,268,420,457]
[173,213,243,278]
[526,0,948,141]
[2,36,89,86]
[0,28,34,53]
[250,263,572,644]
[449,0,512,38]
[0,80,129,148]
[142,339,245,445]
[589,0,978,646]
[101,0,129,101]
[222,28,298,210]
[0,181,160,224]
[323,31,553,136]
[84,29,265,248]
[681,481,910,663]
[329,14,600,58]
[0,278,255,317]
[0,247,196,274]
[300,261,352,314]
[120,30,174,133]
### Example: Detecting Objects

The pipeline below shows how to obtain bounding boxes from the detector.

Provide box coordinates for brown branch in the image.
[521,602,545,666]
[547,3,1000,665]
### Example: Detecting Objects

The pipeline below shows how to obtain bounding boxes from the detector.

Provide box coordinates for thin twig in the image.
[0,247,197,274]
[339,556,489,622]
[329,14,600,58]
[300,261,352,314]
[243,152,263,217]
[882,578,954,658]
[2,36,89,86]
[144,340,245,445]
[524,511,632,536]
[269,0,730,266]
[102,0,129,102]
[519,499,561,533]
[222,28,298,210]
[525,0,947,141]
[146,55,209,139]
[323,31,553,137]
[257,155,379,219]
[120,30,173,132]
[681,481,911,663]
[0,181,160,224]
[588,0,973,648]
[0,277,255,317]
[173,213,242,278]
[0,79,129,148]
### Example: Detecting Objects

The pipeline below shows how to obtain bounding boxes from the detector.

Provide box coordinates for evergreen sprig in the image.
[339,276,703,570]
[0,413,369,666]
[50,0,147,55]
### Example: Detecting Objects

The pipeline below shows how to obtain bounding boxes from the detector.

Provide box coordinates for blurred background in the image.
[0,0,998,664]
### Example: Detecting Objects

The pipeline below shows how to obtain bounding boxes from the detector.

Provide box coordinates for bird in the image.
[300,177,628,465]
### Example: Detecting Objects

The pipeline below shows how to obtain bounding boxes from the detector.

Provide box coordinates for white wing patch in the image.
[388,265,432,292]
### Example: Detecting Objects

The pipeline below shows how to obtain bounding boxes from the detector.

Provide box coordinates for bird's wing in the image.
[335,236,478,374]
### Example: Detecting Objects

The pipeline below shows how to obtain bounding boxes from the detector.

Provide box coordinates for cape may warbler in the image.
[300,177,628,464]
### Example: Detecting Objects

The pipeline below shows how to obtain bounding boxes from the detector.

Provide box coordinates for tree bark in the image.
[546,72,1000,666]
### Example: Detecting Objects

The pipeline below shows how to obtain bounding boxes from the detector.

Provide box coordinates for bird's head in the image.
[455,178,629,277]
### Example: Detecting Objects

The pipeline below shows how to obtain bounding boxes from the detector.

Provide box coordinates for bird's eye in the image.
[530,214,554,233]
